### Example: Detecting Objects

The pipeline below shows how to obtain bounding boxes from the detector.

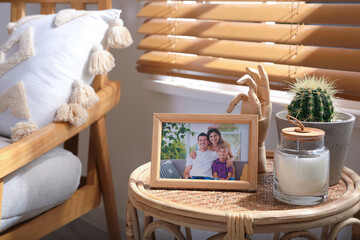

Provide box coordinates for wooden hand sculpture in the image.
[227,65,272,173]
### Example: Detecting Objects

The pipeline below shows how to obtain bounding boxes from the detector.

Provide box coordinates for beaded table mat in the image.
[141,160,346,212]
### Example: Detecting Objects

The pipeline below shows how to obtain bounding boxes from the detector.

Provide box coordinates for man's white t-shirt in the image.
[186,150,218,178]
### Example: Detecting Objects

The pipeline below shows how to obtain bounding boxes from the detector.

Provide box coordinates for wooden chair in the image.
[0,0,121,239]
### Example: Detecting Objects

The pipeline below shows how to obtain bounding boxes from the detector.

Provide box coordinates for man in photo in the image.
[183,133,218,179]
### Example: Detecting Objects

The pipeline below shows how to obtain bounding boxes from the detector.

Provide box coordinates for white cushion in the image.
[0,9,122,138]
[0,136,81,232]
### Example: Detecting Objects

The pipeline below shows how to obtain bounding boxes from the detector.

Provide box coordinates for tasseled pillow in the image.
[0,9,133,141]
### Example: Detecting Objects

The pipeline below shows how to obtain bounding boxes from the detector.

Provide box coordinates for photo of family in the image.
[159,122,250,181]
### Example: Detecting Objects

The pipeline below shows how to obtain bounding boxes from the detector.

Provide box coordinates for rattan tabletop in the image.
[128,159,360,233]
[143,160,345,212]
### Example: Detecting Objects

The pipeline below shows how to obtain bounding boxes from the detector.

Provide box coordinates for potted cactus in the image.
[287,76,336,122]
[275,76,355,186]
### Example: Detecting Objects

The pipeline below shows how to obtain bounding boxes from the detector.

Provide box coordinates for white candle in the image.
[275,152,329,196]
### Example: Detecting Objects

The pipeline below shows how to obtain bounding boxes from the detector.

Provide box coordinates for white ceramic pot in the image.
[275,110,355,186]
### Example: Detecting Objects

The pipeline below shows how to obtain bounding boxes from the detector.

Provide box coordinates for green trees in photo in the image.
[161,123,194,160]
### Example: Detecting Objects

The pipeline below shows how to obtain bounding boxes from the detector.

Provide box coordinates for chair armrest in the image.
[0,80,120,179]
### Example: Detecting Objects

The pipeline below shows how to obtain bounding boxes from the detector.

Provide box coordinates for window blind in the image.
[136,0,360,101]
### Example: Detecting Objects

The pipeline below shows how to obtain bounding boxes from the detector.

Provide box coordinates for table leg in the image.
[207,232,226,240]
[145,216,156,240]
[328,217,360,240]
[126,201,140,240]
[126,201,134,240]
[280,231,318,240]
[273,232,280,240]
[353,211,360,239]
[321,226,329,240]
[143,220,186,240]
[174,225,181,240]
[207,232,253,240]
[185,227,192,240]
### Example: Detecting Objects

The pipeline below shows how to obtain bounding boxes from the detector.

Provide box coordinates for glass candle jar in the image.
[273,116,329,205]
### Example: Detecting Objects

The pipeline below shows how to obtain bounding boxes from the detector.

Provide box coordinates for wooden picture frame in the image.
[150,113,258,191]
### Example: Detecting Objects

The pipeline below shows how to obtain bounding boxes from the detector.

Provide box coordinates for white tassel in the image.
[107,18,133,49]
[11,122,39,142]
[0,51,4,64]
[89,44,115,75]
[55,103,71,122]
[67,103,88,126]
[55,103,88,127]
[7,22,16,34]
[70,79,99,108]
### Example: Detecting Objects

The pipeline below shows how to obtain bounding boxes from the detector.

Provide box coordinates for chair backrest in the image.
[0,2,122,238]
[10,0,111,21]
[9,0,111,92]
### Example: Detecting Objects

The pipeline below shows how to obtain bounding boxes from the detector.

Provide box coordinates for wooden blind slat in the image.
[137,2,360,25]
[138,35,360,72]
[137,51,360,100]
[139,19,360,49]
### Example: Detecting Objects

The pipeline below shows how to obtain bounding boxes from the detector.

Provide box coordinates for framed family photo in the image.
[150,113,258,191]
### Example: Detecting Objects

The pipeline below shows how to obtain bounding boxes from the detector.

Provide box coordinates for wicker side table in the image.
[127,160,360,240]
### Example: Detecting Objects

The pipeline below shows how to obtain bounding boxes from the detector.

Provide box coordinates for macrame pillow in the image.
[0,9,132,141]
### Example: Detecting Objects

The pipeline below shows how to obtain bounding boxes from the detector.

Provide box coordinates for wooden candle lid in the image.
[282,115,325,141]
[282,127,325,141]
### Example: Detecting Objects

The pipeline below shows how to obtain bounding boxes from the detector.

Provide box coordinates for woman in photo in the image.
[207,128,234,159]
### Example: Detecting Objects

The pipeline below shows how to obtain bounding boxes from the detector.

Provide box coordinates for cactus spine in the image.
[287,76,336,122]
